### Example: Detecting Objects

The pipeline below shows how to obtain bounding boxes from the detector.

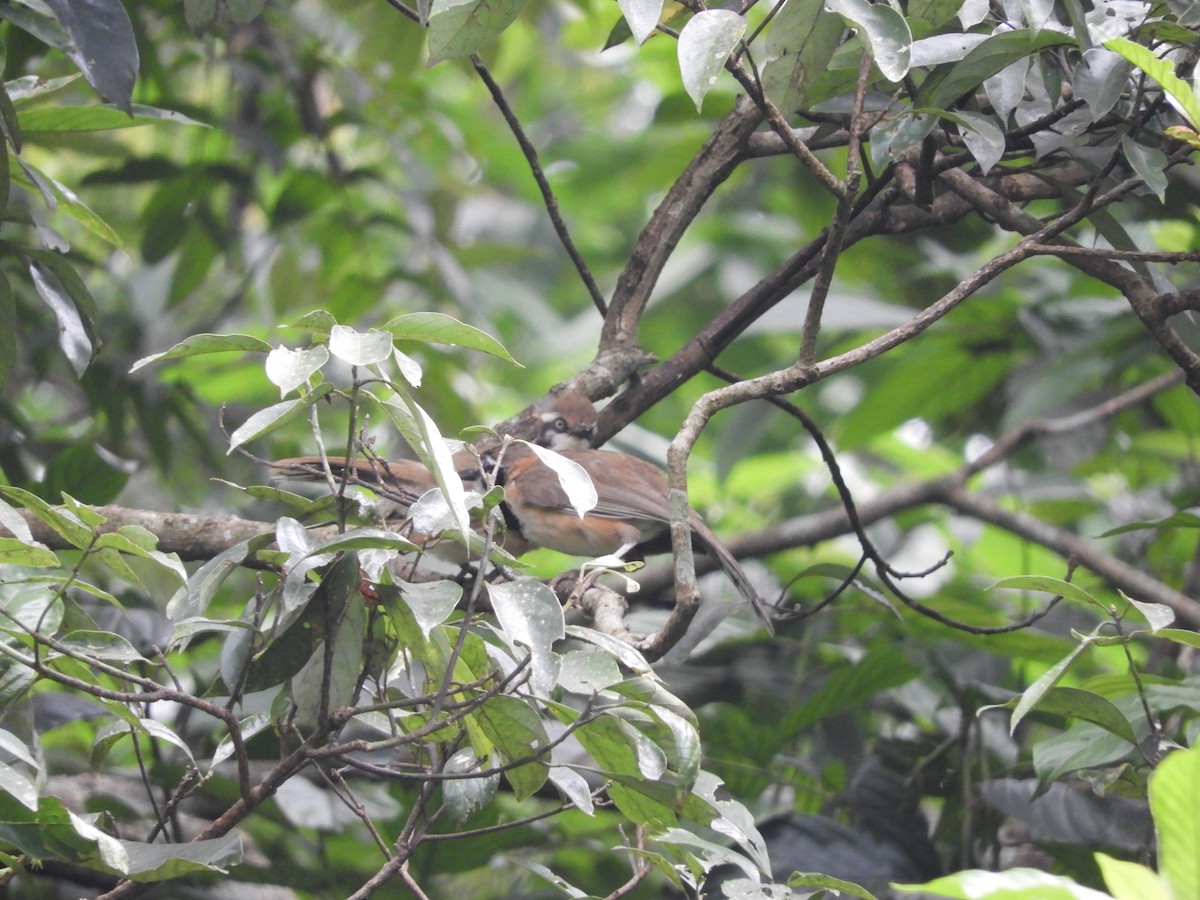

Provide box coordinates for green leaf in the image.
[678,10,745,111]
[919,28,1074,110]
[945,109,1005,174]
[381,312,519,364]
[0,486,94,549]
[761,0,845,111]
[1009,642,1091,733]
[289,309,338,336]
[1008,686,1137,744]
[511,859,589,898]
[291,581,367,729]
[442,749,499,824]
[18,104,206,133]
[906,0,963,27]
[1151,745,1200,900]
[130,332,273,371]
[825,0,911,82]
[556,649,622,694]
[1120,135,1168,202]
[305,528,421,557]
[1105,36,1200,129]
[0,759,38,810]
[0,115,13,215]
[58,631,145,663]
[92,718,196,769]
[229,552,361,694]
[427,0,527,65]
[227,384,334,452]
[1099,508,1200,536]
[166,538,259,624]
[474,694,550,801]
[210,712,270,770]
[895,868,1117,898]
[1095,854,1170,900]
[575,714,677,829]
[42,444,129,506]
[1155,628,1200,648]
[564,625,655,674]
[91,825,242,880]
[869,109,937,170]
[789,872,880,899]
[782,646,920,736]
[656,826,762,880]
[0,538,59,567]
[1033,720,1142,783]
[649,706,701,789]
[0,6,72,55]
[987,575,1102,608]
[94,528,187,586]
[14,163,128,250]
[1121,593,1174,631]
[6,74,80,104]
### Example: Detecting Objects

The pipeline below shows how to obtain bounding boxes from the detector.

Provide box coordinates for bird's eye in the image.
[553,417,568,432]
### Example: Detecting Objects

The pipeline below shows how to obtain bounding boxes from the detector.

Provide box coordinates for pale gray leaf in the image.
[401,580,463,637]
[264,345,328,397]
[954,110,1006,174]
[1121,136,1167,202]
[617,0,663,45]
[486,579,564,697]
[1075,48,1131,120]
[678,9,746,111]
[329,324,393,366]
[984,58,1032,124]
[909,32,988,67]
[826,0,912,81]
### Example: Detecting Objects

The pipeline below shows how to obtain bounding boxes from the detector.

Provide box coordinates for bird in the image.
[498,448,776,633]
[270,391,598,553]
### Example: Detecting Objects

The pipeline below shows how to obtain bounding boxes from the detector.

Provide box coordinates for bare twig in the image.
[471,56,607,315]
[799,52,870,365]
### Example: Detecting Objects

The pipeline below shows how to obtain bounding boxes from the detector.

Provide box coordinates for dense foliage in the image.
[1,0,1200,897]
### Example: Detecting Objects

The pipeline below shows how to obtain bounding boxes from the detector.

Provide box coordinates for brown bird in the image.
[272,391,598,551]
[499,448,775,633]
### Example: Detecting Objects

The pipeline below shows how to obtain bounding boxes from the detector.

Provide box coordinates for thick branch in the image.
[600,96,763,351]
[14,507,271,561]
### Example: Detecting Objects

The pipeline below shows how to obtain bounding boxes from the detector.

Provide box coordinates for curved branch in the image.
[640,369,1200,626]
[600,96,763,351]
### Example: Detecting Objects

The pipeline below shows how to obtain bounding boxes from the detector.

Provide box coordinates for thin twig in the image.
[799,52,870,365]
[471,56,607,315]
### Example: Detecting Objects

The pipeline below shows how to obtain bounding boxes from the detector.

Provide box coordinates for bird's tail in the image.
[689,516,775,634]
[271,456,432,508]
